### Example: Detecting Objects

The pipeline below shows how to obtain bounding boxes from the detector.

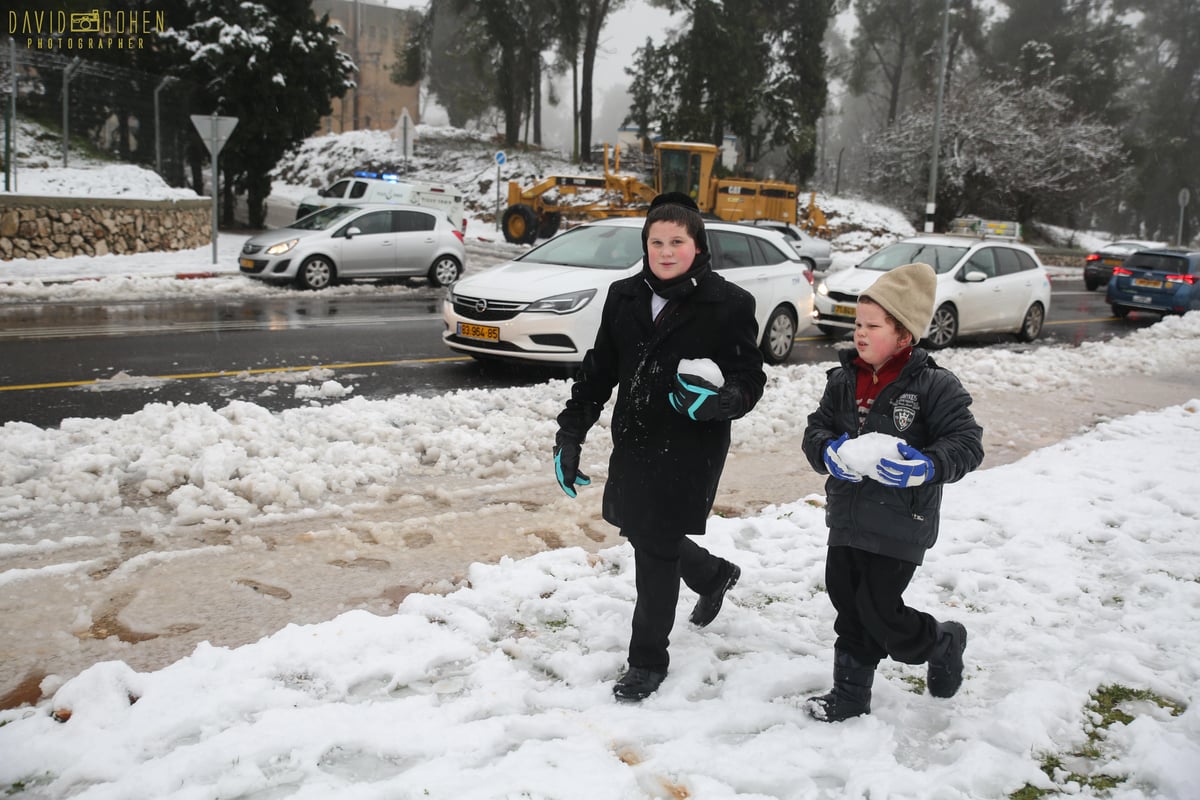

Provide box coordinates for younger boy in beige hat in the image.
[800,262,984,722]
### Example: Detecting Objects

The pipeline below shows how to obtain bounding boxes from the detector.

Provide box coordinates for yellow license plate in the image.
[833,304,856,317]
[239,258,255,269]
[1132,278,1162,289]
[458,322,500,341]
[1103,258,1121,267]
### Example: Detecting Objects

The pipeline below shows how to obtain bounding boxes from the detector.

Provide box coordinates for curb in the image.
[0,272,231,286]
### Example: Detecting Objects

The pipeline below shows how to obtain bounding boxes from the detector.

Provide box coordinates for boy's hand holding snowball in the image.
[826,433,935,488]
[669,358,747,421]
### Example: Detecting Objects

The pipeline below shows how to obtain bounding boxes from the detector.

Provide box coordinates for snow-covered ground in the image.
[2,131,1199,799]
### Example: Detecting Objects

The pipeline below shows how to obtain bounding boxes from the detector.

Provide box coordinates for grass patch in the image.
[1009,684,1185,799]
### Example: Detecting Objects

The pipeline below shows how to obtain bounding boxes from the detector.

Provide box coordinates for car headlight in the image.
[525,289,597,314]
[816,282,830,296]
[265,238,300,256]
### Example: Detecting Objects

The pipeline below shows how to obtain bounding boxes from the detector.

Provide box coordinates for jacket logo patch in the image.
[893,393,919,432]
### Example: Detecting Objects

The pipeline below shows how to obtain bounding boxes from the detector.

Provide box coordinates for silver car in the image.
[239,203,466,289]
[747,219,833,273]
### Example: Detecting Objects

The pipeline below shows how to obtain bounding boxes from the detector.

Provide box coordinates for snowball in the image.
[678,358,724,387]
[837,432,906,479]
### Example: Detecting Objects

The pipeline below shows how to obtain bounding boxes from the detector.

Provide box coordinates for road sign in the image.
[495,151,506,166]
[190,114,239,156]
[1180,188,1191,208]
[395,107,415,161]
[189,113,239,265]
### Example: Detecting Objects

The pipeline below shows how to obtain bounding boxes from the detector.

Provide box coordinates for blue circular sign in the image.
[495,151,506,166]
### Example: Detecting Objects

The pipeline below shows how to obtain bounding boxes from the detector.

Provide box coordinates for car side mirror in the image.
[318,188,329,198]
[345,226,362,239]
[962,269,987,283]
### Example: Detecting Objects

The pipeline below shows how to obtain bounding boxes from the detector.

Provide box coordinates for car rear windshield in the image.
[519,225,643,269]
[860,242,967,274]
[1124,253,1192,274]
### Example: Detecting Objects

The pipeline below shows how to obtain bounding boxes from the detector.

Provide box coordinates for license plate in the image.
[1103,258,1121,267]
[239,258,255,269]
[1132,278,1162,289]
[458,322,499,342]
[833,304,856,317]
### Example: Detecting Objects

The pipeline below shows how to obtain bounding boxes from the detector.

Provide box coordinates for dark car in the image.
[1106,249,1200,318]
[1083,240,1164,290]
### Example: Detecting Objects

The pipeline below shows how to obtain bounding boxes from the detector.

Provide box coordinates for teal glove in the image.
[669,373,722,421]
[553,435,591,498]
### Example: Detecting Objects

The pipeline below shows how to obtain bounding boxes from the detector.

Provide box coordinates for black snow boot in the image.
[927,621,968,698]
[689,561,741,627]
[806,649,875,722]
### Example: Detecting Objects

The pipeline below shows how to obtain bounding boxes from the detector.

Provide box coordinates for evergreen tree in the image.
[160,0,354,228]
[625,0,833,183]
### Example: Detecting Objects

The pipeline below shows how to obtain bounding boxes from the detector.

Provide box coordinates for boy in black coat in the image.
[554,193,767,701]
[801,262,984,721]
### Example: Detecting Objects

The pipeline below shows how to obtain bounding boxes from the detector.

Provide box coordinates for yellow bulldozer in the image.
[499,141,821,244]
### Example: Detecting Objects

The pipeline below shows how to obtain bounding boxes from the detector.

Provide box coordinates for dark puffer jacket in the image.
[801,347,984,564]
[557,269,765,538]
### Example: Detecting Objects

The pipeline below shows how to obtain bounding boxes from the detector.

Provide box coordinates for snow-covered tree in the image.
[866,79,1128,226]
[161,0,355,228]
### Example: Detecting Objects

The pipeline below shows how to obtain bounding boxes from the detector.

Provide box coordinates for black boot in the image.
[689,561,740,627]
[927,621,967,698]
[806,649,875,722]
[613,666,667,702]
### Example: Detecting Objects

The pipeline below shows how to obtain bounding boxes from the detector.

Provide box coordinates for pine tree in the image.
[160,0,354,228]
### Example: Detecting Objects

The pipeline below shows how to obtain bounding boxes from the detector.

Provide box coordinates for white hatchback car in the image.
[239,203,466,290]
[813,235,1052,348]
[443,218,814,365]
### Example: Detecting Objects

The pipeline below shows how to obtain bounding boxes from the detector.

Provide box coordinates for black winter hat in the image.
[642,192,708,254]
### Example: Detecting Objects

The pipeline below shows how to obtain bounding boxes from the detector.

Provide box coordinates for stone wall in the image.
[0,196,211,261]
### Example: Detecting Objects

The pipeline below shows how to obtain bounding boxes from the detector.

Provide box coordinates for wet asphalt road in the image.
[0,275,1159,428]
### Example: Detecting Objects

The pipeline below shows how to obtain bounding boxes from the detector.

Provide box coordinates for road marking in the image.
[0,356,472,392]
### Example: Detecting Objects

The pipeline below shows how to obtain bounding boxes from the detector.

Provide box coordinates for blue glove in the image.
[553,436,591,498]
[669,373,721,421]
[823,433,863,482]
[876,443,934,488]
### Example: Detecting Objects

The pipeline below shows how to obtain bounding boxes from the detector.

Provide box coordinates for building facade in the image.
[312,0,421,134]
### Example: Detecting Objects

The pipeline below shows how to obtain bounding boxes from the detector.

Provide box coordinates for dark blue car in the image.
[1106,248,1200,318]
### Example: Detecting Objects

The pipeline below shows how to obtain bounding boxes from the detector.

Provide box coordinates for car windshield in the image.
[518,225,644,269]
[860,242,967,274]
[288,205,362,231]
[1124,253,1191,274]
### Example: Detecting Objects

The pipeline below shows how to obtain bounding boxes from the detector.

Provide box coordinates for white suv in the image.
[443,218,814,365]
[813,235,1052,348]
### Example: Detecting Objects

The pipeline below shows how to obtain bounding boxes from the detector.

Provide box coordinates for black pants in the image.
[625,532,727,671]
[826,545,939,666]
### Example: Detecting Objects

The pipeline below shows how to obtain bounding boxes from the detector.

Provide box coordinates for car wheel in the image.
[1084,277,1100,291]
[1112,303,1131,319]
[1016,302,1045,342]
[537,211,562,239]
[427,255,462,287]
[296,256,335,290]
[502,204,539,245]
[761,306,797,364]
[923,303,958,349]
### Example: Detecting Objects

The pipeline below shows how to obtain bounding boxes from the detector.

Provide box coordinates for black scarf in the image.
[640,251,713,301]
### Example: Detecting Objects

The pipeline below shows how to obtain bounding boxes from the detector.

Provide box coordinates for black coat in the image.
[801,347,984,564]
[557,269,766,537]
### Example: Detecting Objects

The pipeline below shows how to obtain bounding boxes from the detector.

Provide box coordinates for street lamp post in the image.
[925,0,951,233]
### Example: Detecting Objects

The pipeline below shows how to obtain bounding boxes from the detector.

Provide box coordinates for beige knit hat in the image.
[860,262,937,340]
